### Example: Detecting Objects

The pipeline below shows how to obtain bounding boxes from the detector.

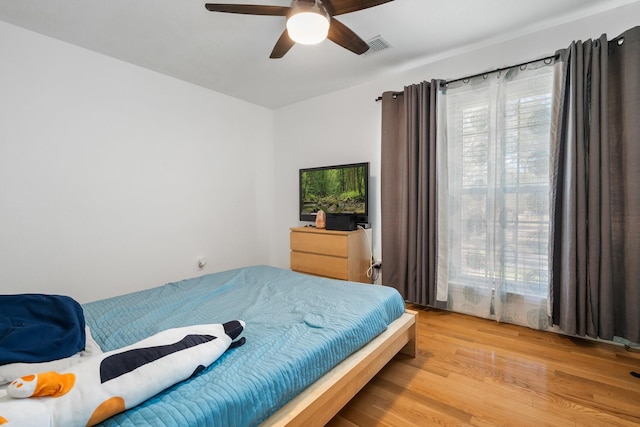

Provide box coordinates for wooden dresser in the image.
[290,226,371,283]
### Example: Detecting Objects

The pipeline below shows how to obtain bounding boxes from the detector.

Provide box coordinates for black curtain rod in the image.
[444,53,557,85]
[374,91,403,102]
[375,53,558,102]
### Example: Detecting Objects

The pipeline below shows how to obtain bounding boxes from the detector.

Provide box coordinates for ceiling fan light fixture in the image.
[286,0,330,45]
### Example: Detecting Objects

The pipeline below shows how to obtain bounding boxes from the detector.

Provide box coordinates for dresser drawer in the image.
[290,230,348,257]
[290,251,349,280]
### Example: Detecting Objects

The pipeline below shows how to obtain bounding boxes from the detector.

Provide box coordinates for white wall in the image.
[271,2,640,271]
[0,21,275,303]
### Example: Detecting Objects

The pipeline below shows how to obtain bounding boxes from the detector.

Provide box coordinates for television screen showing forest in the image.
[300,164,367,216]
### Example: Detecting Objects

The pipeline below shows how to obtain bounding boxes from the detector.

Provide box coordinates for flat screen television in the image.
[299,162,369,224]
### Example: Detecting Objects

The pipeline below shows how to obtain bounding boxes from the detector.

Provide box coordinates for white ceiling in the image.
[0,0,636,109]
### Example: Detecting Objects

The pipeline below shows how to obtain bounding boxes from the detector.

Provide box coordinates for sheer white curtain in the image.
[436,60,554,329]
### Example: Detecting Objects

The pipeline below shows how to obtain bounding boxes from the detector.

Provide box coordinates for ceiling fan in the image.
[205,0,394,58]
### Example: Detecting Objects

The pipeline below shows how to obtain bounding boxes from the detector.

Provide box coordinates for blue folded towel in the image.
[0,294,86,365]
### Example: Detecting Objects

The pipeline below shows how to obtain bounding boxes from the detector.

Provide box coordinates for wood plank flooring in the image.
[327,305,640,426]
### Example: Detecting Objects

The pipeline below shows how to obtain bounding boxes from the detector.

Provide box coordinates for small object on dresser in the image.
[315,209,326,229]
[326,213,357,231]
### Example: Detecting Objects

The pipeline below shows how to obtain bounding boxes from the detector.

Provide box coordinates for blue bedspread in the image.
[82,265,404,427]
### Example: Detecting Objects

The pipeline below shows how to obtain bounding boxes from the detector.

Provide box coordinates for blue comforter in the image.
[82,265,404,426]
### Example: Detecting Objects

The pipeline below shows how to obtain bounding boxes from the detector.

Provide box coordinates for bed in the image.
[3,265,417,426]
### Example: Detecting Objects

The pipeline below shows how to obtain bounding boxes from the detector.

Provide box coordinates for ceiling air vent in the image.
[364,35,391,55]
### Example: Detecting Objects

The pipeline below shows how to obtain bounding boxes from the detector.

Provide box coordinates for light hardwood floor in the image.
[327,305,640,426]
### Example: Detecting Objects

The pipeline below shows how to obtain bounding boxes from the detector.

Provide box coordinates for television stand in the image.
[290,226,372,284]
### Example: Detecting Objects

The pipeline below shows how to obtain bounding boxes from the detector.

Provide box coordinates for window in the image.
[436,62,553,328]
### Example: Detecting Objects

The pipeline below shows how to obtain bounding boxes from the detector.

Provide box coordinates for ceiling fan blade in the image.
[322,0,393,16]
[270,30,296,59]
[327,17,369,55]
[205,4,290,16]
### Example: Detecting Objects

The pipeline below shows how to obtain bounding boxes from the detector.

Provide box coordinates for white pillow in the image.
[0,321,245,427]
[0,326,102,385]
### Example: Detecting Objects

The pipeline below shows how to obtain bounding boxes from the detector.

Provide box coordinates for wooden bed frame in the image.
[263,309,418,427]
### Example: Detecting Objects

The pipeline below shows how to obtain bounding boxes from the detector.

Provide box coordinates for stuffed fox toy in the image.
[0,321,245,427]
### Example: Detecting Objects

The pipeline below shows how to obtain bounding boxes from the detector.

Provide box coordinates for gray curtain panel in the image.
[549,26,640,342]
[380,82,440,306]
